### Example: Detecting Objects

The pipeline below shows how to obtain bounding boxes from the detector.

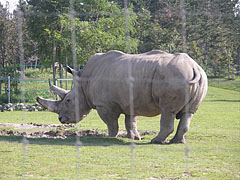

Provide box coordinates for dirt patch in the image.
[0,123,157,139]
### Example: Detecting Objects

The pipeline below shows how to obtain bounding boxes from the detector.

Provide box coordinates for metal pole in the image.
[8,76,10,104]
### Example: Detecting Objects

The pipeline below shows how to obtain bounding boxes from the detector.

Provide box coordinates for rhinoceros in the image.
[37,50,207,144]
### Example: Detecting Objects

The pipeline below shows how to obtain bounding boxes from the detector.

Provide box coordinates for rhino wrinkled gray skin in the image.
[37,50,208,144]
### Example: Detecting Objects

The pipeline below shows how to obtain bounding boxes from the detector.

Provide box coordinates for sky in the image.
[0,0,18,13]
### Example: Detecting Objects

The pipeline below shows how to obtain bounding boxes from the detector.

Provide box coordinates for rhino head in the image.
[36,66,91,124]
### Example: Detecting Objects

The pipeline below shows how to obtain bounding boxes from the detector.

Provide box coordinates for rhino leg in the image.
[124,115,141,140]
[151,112,175,144]
[96,107,120,137]
[170,113,193,144]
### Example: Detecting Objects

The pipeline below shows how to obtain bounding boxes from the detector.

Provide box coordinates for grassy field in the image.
[0,81,239,179]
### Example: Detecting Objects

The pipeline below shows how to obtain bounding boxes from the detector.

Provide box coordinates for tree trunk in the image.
[57,46,63,88]
[59,64,63,88]
[52,31,56,86]
[228,60,231,80]
[65,56,68,90]
[204,38,208,66]
[34,59,38,69]
[213,65,217,77]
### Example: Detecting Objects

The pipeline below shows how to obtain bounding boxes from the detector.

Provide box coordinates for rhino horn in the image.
[36,96,59,113]
[50,85,68,99]
[66,66,81,77]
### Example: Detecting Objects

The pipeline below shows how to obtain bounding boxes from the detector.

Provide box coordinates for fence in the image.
[0,77,73,104]
[0,63,239,104]
[203,64,240,79]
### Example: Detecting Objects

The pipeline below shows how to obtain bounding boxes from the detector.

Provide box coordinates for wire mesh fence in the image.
[0,0,239,179]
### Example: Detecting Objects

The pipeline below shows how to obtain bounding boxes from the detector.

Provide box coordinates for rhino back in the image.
[80,50,206,117]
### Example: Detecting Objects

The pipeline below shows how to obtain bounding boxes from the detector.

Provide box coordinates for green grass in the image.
[0,79,240,179]
[208,78,240,92]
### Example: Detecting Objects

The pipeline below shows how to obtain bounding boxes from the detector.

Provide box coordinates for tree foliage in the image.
[0,0,239,76]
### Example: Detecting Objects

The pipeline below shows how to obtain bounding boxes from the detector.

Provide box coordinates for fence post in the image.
[55,79,58,100]
[8,76,10,104]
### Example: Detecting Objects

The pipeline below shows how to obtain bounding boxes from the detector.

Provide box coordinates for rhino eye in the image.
[66,99,71,103]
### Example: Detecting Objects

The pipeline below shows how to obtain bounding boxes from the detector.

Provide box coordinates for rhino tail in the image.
[189,66,201,84]
[177,65,208,120]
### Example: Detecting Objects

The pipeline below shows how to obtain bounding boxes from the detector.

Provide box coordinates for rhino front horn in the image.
[36,96,59,113]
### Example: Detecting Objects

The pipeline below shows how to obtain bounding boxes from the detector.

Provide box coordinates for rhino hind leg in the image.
[151,112,175,144]
[124,115,141,140]
[170,112,193,144]
[96,107,120,137]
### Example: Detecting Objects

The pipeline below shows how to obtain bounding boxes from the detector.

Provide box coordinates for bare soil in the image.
[0,123,157,139]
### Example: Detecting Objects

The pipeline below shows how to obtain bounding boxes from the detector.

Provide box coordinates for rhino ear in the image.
[67,66,81,77]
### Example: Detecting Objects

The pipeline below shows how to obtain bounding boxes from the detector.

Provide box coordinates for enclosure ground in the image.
[0,86,239,179]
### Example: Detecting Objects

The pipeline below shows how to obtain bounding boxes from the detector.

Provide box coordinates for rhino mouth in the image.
[58,114,89,124]
[59,116,77,124]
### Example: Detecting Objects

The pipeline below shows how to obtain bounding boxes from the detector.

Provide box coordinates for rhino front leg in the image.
[170,112,193,144]
[125,115,141,140]
[96,107,120,137]
[151,112,175,144]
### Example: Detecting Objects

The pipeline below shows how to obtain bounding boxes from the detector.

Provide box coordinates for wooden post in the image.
[8,76,10,104]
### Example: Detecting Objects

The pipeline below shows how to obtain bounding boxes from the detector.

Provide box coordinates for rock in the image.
[8,103,13,107]
[36,106,42,111]
[7,130,14,135]
[19,103,24,107]
[0,103,46,112]
[5,104,10,108]
[8,107,13,111]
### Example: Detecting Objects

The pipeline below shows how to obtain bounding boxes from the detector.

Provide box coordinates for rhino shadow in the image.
[0,135,155,147]
[206,99,240,103]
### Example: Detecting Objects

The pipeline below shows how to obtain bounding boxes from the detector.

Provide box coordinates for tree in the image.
[185,0,240,77]
[24,0,138,67]
[0,3,21,93]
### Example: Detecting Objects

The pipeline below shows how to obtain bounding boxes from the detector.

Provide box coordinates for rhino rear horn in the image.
[67,66,81,77]
[50,85,68,99]
[36,96,59,113]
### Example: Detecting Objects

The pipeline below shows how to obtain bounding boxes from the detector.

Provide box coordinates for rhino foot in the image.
[134,135,141,140]
[124,133,141,140]
[169,137,185,144]
[150,137,166,144]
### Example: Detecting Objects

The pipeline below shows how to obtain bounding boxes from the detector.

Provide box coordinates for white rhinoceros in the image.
[37,50,208,144]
